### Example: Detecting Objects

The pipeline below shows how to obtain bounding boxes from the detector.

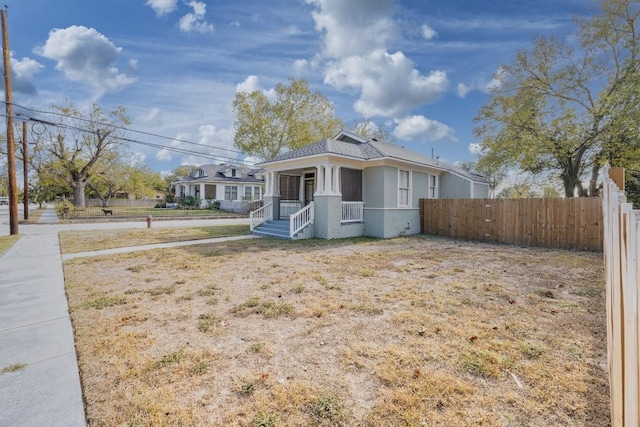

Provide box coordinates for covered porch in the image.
[250,164,365,239]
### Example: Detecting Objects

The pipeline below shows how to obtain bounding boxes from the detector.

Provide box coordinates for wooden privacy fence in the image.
[602,167,640,427]
[420,197,603,251]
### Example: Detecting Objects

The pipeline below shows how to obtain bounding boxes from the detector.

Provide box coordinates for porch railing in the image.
[341,201,364,223]
[250,202,272,231]
[280,200,302,218]
[290,202,314,237]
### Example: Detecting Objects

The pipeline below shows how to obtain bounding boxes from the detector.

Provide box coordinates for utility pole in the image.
[22,121,28,220]
[1,8,18,235]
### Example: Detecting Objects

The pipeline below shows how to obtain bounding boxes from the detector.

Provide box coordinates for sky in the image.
[4,0,595,175]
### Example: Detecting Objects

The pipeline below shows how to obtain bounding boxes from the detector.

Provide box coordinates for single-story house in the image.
[250,130,489,239]
[171,164,264,212]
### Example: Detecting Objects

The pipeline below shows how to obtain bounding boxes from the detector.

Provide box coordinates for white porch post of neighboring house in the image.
[199,183,206,207]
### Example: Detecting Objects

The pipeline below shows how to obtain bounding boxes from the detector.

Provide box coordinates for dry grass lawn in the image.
[62,235,609,426]
[59,224,249,254]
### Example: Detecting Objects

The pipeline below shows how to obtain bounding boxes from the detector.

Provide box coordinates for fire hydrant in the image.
[146,215,153,228]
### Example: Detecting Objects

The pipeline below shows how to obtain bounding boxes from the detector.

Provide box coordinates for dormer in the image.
[334,130,368,144]
[221,166,242,178]
[191,168,207,178]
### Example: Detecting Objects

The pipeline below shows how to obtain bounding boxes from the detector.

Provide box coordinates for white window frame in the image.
[429,174,438,199]
[244,186,252,199]
[253,186,261,200]
[225,185,238,201]
[398,169,411,208]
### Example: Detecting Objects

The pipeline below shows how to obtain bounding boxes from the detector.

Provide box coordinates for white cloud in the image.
[10,54,43,94]
[235,75,276,100]
[307,0,447,118]
[35,26,137,95]
[179,1,214,33]
[456,82,472,98]
[305,0,397,58]
[325,50,448,118]
[236,75,261,93]
[456,67,505,98]
[393,115,455,142]
[138,108,163,127]
[468,143,482,155]
[421,24,437,40]
[146,0,178,16]
[293,59,309,74]
[156,125,238,165]
[156,148,173,162]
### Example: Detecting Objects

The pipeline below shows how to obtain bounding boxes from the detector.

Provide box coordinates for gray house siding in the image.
[412,171,429,206]
[360,166,424,238]
[439,172,471,199]
[362,166,384,208]
[473,182,490,198]
[363,209,420,238]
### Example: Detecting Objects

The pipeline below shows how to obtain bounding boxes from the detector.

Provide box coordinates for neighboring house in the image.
[171,164,264,212]
[250,130,489,239]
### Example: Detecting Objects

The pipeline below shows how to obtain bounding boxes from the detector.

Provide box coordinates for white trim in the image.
[398,169,411,208]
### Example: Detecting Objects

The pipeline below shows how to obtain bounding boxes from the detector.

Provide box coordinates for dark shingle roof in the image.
[174,164,264,184]
[261,134,487,183]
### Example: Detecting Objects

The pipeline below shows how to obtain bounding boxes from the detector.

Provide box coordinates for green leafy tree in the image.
[474,0,640,197]
[351,119,395,142]
[30,102,131,207]
[497,183,540,199]
[86,161,164,207]
[233,78,343,160]
[459,160,506,198]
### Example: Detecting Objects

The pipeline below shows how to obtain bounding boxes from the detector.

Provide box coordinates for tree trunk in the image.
[72,181,87,207]
[588,163,601,197]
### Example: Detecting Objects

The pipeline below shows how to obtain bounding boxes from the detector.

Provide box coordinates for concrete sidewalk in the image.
[0,205,253,426]
[0,230,85,426]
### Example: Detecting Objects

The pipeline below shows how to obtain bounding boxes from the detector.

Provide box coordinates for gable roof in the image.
[260,131,487,183]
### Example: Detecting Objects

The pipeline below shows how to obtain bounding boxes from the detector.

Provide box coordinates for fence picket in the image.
[420,197,603,251]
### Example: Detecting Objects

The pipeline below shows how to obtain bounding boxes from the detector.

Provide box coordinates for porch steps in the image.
[252,219,291,239]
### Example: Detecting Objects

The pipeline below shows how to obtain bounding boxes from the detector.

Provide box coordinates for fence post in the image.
[609,167,625,191]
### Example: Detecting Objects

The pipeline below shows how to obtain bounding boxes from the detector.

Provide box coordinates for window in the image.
[231,169,237,177]
[398,169,410,207]
[244,186,252,199]
[341,168,362,201]
[279,175,300,200]
[254,186,261,200]
[225,185,238,200]
[429,175,437,198]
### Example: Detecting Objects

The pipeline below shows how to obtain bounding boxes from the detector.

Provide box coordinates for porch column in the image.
[199,183,205,198]
[333,166,341,196]
[264,172,272,197]
[174,185,180,198]
[315,166,324,195]
[324,164,332,195]
[264,171,281,219]
[273,171,280,197]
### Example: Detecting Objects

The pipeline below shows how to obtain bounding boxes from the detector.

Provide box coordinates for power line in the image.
[2,101,254,161]
[0,110,259,167]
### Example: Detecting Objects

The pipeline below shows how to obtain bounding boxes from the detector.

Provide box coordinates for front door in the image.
[304,173,315,206]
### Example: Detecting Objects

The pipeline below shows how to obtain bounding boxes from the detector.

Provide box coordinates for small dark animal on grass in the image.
[102,209,113,216]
